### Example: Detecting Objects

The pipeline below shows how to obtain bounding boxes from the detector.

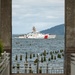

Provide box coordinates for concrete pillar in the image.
[0,0,1,38]
[0,0,12,53]
[65,0,75,75]
[66,0,75,48]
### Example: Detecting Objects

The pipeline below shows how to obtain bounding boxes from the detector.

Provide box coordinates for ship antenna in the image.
[32,26,36,33]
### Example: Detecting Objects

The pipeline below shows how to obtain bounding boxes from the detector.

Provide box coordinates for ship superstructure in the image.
[18,26,56,39]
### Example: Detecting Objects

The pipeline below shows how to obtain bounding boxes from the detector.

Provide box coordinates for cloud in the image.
[12,5,21,9]
[23,13,39,17]
[12,0,64,34]
[12,0,64,17]
[31,22,56,31]
[12,0,64,6]
[12,0,64,11]
[46,16,58,19]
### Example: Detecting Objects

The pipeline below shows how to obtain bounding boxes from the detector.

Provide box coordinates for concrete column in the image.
[1,0,12,53]
[65,53,71,75]
[66,0,75,48]
[0,0,1,38]
[65,0,75,75]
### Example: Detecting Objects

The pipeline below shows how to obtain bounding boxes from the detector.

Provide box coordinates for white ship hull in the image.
[48,35,56,38]
[18,33,56,39]
[17,27,56,39]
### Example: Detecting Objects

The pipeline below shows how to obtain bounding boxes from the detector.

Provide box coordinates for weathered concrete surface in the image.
[0,0,12,52]
[65,0,75,48]
[65,0,75,75]
[0,0,1,38]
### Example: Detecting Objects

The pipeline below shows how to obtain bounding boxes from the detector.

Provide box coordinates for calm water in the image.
[12,35,64,73]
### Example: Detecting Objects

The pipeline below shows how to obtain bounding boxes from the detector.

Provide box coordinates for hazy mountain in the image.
[40,24,65,35]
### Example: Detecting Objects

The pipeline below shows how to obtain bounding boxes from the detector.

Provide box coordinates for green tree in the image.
[0,40,3,56]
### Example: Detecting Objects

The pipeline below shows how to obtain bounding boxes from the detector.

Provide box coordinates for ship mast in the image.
[32,26,36,33]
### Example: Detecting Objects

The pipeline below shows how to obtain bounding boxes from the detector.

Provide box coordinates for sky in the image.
[12,0,64,34]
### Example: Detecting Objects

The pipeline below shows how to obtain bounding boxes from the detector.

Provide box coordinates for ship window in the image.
[12,0,65,74]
